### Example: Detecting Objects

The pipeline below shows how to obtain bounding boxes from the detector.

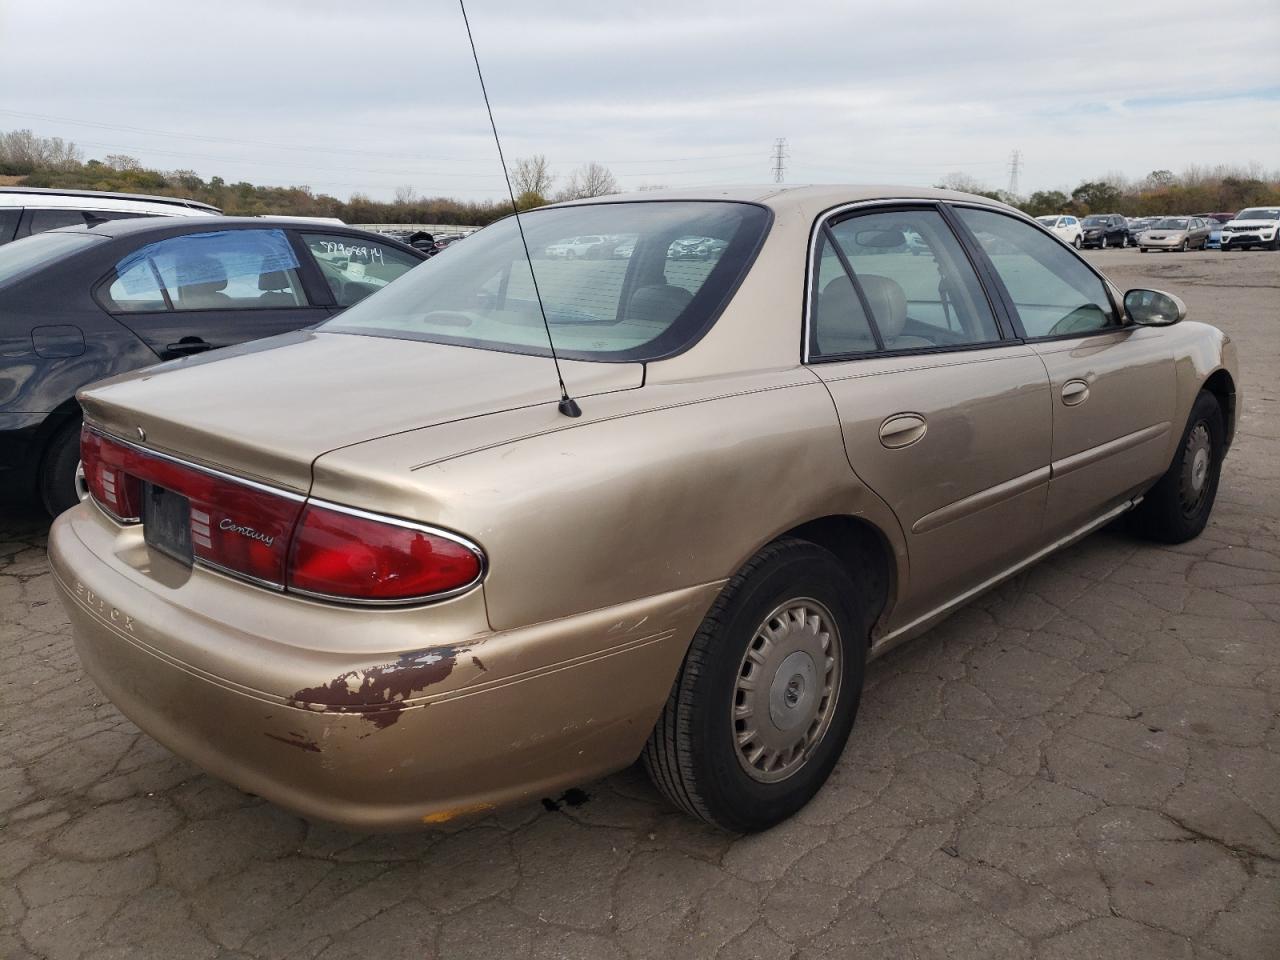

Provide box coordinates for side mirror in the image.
[1124,288,1187,327]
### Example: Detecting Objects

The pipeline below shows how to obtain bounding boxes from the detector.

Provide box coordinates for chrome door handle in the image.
[879,413,927,449]
[1061,379,1090,406]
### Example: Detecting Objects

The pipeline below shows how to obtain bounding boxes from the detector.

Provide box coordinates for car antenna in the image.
[458,0,582,418]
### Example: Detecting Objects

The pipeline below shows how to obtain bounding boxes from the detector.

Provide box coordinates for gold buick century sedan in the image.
[50,186,1238,832]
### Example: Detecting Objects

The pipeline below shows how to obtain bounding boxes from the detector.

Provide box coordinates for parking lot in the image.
[1,247,1277,960]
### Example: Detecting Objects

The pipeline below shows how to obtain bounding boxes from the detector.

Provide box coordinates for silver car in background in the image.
[1139,216,1211,253]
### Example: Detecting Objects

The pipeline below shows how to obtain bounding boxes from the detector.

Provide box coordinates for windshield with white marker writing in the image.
[321,200,771,362]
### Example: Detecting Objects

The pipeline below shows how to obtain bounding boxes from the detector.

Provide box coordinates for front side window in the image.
[322,201,771,362]
[302,233,421,306]
[810,207,1001,358]
[956,207,1116,338]
[103,229,306,313]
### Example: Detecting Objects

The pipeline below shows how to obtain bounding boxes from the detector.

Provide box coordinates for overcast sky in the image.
[2,0,1277,202]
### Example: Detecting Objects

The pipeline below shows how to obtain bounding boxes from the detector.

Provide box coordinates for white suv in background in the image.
[1034,214,1083,248]
[1220,207,1280,251]
[0,187,220,246]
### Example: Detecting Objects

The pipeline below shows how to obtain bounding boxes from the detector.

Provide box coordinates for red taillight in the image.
[81,429,143,521]
[82,427,483,603]
[287,504,483,602]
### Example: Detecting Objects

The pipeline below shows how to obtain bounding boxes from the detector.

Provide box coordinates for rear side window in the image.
[102,229,307,313]
[810,207,1001,358]
[301,233,420,306]
[26,209,89,234]
[0,209,19,244]
[956,208,1116,338]
[323,201,771,362]
[0,232,103,289]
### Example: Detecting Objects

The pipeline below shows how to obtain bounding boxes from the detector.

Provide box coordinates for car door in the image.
[295,231,423,312]
[807,203,1052,627]
[953,206,1177,541]
[97,227,329,359]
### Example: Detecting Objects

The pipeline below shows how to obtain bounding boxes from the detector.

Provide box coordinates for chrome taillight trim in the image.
[83,424,488,606]
[287,499,489,607]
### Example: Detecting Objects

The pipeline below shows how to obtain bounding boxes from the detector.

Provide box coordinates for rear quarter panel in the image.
[311,371,909,632]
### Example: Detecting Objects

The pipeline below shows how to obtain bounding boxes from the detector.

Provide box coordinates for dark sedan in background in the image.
[0,217,425,514]
[1079,213,1131,248]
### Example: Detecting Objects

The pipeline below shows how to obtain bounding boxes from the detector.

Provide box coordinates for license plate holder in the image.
[142,482,193,568]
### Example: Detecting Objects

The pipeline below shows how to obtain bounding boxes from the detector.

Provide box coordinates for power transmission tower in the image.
[771,138,789,183]
[1007,149,1022,197]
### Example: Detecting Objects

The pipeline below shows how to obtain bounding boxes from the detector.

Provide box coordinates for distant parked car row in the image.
[543,233,725,260]
[1033,207,1280,253]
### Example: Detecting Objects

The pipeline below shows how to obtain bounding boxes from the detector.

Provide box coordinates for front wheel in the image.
[1140,247,1149,253]
[1100,235,1108,249]
[1127,391,1224,544]
[1121,234,1129,248]
[643,538,868,832]
[1179,239,1189,252]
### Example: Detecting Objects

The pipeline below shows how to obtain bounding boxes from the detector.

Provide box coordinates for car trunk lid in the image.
[78,329,643,492]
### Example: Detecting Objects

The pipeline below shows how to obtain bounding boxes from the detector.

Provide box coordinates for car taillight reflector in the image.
[81,426,304,586]
[81,429,143,522]
[287,504,483,602]
[82,427,485,603]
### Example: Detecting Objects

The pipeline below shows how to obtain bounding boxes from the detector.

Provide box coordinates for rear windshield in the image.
[321,200,771,362]
[0,231,102,289]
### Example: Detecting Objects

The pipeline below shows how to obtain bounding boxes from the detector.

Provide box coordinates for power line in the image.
[772,138,788,184]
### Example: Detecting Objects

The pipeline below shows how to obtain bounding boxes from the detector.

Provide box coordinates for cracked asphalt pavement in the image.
[2,249,1277,959]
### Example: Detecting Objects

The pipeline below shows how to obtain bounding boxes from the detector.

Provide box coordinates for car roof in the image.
[44,216,427,255]
[547,183,1023,217]
[0,185,220,213]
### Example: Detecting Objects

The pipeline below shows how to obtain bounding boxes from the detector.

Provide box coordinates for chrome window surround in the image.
[800,197,1123,363]
[83,424,488,607]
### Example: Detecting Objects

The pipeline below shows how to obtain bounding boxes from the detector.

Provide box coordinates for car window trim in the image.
[803,199,1019,364]
[93,227,320,315]
[944,202,1126,343]
[818,224,885,351]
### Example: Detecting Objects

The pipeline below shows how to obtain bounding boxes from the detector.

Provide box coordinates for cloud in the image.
[1,0,1275,200]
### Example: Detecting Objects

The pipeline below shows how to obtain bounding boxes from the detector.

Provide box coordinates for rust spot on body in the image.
[265,732,321,753]
[288,647,461,729]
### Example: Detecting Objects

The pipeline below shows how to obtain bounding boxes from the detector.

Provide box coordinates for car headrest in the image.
[818,275,872,342]
[857,274,908,339]
[627,283,693,325]
[173,255,227,293]
[258,270,291,291]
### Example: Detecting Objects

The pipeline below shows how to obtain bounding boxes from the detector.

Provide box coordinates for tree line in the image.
[937,166,1280,217]
[4,129,1277,226]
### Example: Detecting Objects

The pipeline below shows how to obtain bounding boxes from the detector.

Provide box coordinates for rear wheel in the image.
[39,418,83,517]
[1128,391,1224,544]
[1100,235,1108,249]
[643,538,868,832]
[1072,235,1082,249]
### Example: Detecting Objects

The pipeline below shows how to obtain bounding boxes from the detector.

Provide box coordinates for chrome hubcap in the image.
[1179,422,1212,515]
[733,599,841,783]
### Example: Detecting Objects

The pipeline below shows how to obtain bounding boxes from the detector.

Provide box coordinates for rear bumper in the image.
[49,505,717,829]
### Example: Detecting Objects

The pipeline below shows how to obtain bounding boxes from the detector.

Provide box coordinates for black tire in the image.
[39,417,83,517]
[1140,248,1148,253]
[1072,235,1082,249]
[643,538,869,832]
[1100,235,1108,249]
[1179,239,1189,252]
[1121,233,1129,248]
[1127,391,1224,544]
